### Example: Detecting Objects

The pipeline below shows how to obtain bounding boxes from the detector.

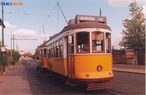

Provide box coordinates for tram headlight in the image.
[86,74,89,77]
[97,65,103,71]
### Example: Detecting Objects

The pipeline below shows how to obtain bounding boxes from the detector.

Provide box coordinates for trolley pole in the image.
[1,4,5,75]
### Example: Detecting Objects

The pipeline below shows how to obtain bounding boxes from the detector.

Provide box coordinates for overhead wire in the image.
[3,0,62,53]
[14,0,26,51]
[4,11,65,17]
[35,3,57,38]
[6,0,62,53]
[27,0,61,51]
[18,0,26,29]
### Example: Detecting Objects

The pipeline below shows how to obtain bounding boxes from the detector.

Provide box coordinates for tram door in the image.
[42,48,47,68]
[67,35,75,78]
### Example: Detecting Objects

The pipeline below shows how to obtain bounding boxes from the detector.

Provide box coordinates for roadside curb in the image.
[113,64,145,70]
[113,69,145,75]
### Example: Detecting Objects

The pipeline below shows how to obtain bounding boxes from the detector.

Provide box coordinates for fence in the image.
[137,49,145,65]
[112,49,145,65]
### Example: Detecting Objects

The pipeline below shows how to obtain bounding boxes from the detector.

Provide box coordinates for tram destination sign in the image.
[80,16,96,21]
[75,14,107,24]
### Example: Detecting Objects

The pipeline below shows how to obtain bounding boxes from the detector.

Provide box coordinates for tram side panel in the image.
[47,58,67,75]
[47,37,68,76]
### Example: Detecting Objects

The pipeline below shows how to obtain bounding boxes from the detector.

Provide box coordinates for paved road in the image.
[111,71,145,95]
[0,57,116,95]
[0,57,145,95]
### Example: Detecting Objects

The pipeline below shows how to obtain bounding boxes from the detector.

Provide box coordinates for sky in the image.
[0,0,145,54]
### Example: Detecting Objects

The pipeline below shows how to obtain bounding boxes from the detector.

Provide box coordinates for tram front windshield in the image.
[76,31,111,53]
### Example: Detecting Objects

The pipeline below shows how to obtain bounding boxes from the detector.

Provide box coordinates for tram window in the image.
[41,50,43,57]
[76,32,90,53]
[59,45,63,57]
[53,43,55,47]
[47,45,50,58]
[47,50,49,58]
[71,35,74,53]
[68,35,74,54]
[53,48,56,58]
[50,49,53,58]
[51,44,53,48]
[48,49,50,58]
[56,41,59,46]
[106,33,111,53]
[60,39,62,45]
[77,44,83,52]
[49,49,51,58]
[92,32,104,52]
[44,49,46,58]
[56,46,59,57]
[53,39,62,57]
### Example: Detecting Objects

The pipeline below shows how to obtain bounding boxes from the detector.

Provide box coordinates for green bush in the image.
[11,60,16,65]
[0,49,20,66]
[0,52,9,66]
[11,50,20,65]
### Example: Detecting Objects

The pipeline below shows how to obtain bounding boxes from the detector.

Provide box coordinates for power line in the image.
[27,0,61,51]
[17,0,26,29]
[14,39,37,40]
[18,14,25,28]
[4,11,49,16]
[42,4,58,26]
[4,11,74,17]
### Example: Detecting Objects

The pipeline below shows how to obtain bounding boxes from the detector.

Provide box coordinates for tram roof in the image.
[48,22,111,41]
[62,21,111,32]
[36,41,46,50]
[48,14,111,41]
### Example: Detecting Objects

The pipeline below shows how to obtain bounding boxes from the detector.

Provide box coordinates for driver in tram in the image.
[83,41,89,51]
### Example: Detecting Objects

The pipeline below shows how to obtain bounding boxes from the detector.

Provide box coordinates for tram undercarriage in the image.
[65,78,112,91]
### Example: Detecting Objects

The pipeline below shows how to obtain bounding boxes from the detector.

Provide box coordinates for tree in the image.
[0,40,20,66]
[119,0,145,49]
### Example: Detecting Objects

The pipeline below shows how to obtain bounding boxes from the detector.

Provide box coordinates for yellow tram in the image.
[35,41,48,71]
[36,14,113,90]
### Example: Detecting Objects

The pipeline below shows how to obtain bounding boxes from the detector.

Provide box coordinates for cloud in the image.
[108,0,145,7]
[13,29,37,38]
[4,21,16,29]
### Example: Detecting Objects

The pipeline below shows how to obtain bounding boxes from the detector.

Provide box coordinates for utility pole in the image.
[10,31,12,61]
[100,8,102,16]
[1,1,22,75]
[1,4,5,75]
[13,34,14,50]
